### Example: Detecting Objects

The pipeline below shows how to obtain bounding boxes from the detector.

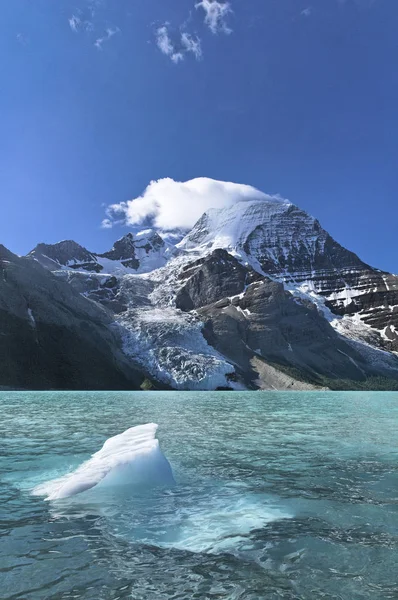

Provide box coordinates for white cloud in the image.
[95,27,119,49]
[101,218,113,229]
[155,25,202,63]
[156,25,184,63]
[301,7,312,17]
[195,0,232,34]
[68,12,95,34]
[69,15,82,32]
[181,32,202,59]
[104,177,281,231]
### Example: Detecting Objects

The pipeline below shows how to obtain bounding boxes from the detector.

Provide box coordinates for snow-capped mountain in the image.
[0,244,144,390]
[179,199,398,350]
[29,230,175,276]
[2,192,398,391]
[28,240,101,272]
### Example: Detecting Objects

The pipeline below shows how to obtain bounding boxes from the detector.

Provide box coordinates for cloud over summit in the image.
[103,177,284,231]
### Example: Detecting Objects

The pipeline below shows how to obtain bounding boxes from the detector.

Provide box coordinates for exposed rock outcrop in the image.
[0,245,144,390]
[176,250,398,389]
[28,240,101,272]
[28,230,174,275]
[175,249,262,311]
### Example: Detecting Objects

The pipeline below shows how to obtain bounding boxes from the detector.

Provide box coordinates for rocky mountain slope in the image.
[176,250,397,389]
[28,230,174,275]
[0,245,146,390]
[179,200,398,351]
[2,194,398,391]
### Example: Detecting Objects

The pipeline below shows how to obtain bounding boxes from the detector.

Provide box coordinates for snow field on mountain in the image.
[178,199,292,252]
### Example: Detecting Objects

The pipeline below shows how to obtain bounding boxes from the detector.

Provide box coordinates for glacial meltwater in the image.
[1,392,397,600]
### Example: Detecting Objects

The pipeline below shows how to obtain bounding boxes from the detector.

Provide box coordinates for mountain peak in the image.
[28,240,99,271]
[0,244,19,263]
[99,230,163,263]
[178,198,293,253]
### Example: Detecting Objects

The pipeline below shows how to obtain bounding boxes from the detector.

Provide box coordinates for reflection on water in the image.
[1,391,398,599]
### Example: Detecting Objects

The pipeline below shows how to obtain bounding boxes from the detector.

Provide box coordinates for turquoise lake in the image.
[1,391,397,599]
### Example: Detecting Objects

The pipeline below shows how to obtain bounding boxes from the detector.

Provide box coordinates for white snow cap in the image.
[178,196,292,252]
[104,177,286,231]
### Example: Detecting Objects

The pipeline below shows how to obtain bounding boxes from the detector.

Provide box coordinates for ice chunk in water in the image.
[33,423,174,501]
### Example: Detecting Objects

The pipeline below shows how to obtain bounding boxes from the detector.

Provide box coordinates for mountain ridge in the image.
[2,195,398,390]
[28,230,176,276]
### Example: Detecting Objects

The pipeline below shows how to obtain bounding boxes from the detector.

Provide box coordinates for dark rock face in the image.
[247,211,398,349]
[28,240,101,272]
[242,205,367,277]
[176,249,398,388]
[98,231,166,270]
[0,246,144,390]
[244,206,398,342]
[99,233,139,268]
[199,278,398,387]
[176,249,262,311]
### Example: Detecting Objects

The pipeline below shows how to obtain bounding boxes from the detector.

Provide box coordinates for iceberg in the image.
[33,423,174,501]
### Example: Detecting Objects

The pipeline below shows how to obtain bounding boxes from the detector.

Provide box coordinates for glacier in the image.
[117,305,235,390]
[110,252,237,390]
[32,424,174,501]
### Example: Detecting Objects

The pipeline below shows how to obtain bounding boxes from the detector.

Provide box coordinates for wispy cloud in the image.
[156,25,184,63]
[16,33,29,46]
[155,25,202,63]
[195,0,232,34]
[181,32,202,60]
[301,7,312,17]
[68,2,119,46]
[68,11,94,34]
[95,26,120,49]
[69,15,82,33]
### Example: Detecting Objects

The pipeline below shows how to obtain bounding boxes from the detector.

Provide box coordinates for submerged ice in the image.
[30,422,292,556]
[33,423,174,501]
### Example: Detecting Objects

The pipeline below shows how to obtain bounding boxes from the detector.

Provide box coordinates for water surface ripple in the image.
[1,391,397,599]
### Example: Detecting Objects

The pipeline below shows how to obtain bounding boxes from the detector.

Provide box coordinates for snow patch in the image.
[27,308,36,328]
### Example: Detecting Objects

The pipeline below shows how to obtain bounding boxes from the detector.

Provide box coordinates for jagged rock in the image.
[28,230,174,276]
[175,249,261,311]
[98,233,140,269]
[28,240,102,272]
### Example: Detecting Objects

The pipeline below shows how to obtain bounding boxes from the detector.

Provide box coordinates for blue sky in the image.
[1,0,397,271]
